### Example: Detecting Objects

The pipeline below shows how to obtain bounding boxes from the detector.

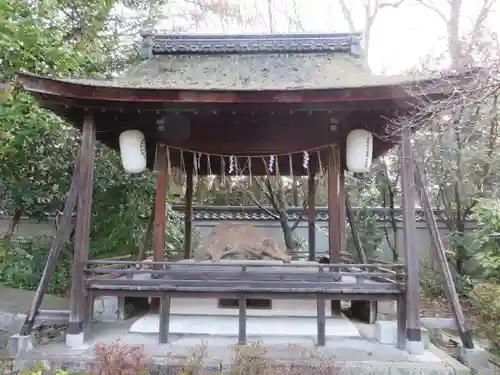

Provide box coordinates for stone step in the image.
[129,313,361,338]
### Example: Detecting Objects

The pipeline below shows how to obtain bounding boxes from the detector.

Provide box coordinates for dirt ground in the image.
[420,296,479,328]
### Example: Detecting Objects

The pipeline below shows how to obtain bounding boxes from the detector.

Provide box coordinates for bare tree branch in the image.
[338,0,356,32]
[241,181,280,219]
[290,199,308,232]
[414,0,449,24]
[379,0,406,9]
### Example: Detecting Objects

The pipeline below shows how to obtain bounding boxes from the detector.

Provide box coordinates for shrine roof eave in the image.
[17,70,474,107]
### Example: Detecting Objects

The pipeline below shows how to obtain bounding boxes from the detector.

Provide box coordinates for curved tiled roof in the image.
[34,33,442,92]
[0,205,468,222]
[170,205,461,222]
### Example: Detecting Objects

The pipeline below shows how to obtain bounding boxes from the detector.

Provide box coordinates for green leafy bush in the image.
[0,235,71,296]
[471,199,500,282]
[470,283,500,350]
[419,258,445,298]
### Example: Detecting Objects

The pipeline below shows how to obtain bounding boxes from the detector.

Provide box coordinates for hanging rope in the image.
[149,143,344,177]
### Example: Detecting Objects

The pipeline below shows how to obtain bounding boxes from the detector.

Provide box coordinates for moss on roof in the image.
[60,52,425,91]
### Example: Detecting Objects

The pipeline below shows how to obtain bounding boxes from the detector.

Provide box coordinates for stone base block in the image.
[65,332,85,348]
[92,296,149,322]
[7,334,33,357]
[375,320,397,345]
[93,296,120,322]
[457,346,489,370]
[375,321,428,353]
[406,339,425,355]
[421,328,429,349]
[377,301,397,320]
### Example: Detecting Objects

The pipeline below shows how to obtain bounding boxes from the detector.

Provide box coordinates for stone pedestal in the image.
[374,321,428,352]
[457,345,490,370]
[7,334,33,357]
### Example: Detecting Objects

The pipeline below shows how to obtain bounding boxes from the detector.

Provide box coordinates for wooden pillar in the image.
[346,193,367,263]
[327,146,342,315]
[150,144,168,312]
[327,146,341,263]
[21,151,81,336]
[339,171,347,255]
[67,114,95,347]
[184,163,193,260]
[400,126,422,353]
[414,160,474,349]
[307,167,316,261]
[153,144,168,265]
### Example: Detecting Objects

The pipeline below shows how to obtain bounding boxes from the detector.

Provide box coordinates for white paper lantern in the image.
[346,129,373,173]
[119,130,147,174]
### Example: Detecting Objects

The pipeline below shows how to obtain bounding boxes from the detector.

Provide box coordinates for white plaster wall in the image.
[0,216,476,264]
[168,297,332,317]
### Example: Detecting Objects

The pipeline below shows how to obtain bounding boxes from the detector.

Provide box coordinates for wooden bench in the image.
[85,267,406,347]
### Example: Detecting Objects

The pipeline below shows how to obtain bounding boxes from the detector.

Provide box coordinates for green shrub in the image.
[0,235,71,296]
[470,283,500,350]
[420,259,445,299]
[471,199,500,282]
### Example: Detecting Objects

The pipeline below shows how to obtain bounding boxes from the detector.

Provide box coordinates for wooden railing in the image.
[83,258,407,346]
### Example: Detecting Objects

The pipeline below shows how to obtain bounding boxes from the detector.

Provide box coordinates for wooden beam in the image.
[414,159,474,349]
[20,150,82,336]
[339,171,347,254]
[68,114,96,339]
[327,146,341,262]
[238,295,247,345]
[307,167,316,261]
[151,144,169,311]
[345,193,367,264]
[317,296,326,346]
[154,144,168,265]
[327,146,342,315]
[20,70,462,106]
[184,164,194,260]
[137,199,155,263]
[397,295,407,349]
[399,126,422,346]
[159,294,171,344]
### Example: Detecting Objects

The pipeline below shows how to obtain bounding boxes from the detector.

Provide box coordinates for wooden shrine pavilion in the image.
[17,33,473,353]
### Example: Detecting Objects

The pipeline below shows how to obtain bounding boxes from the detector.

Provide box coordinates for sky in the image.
[121,0,499,74]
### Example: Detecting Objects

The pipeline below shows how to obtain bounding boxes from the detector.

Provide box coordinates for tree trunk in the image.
[292,177,300,206]
[3,208,23,244]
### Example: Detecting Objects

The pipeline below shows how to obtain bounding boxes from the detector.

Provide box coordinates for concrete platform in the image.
[129,313,361,337]
[0,284,68,359]
[12,320,471,374]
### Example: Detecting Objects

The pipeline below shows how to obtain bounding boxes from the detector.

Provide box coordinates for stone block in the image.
[376,301,397,320]
[375,321,427,354]
[65,332,85,348]
[406,339,425,355]
[375,320,397,345]
[0,311,25,332]
[457,345,490,370]
[93,296,119,322]
[421,328,430,350]
[7,334,33,357]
